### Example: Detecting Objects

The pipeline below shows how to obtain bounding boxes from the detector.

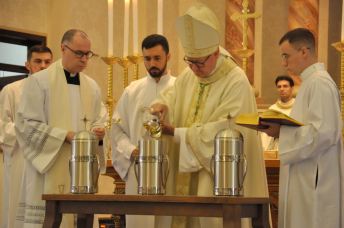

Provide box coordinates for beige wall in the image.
[0,0,342,107]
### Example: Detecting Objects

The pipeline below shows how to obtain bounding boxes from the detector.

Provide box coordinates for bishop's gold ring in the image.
[151,108,154,113]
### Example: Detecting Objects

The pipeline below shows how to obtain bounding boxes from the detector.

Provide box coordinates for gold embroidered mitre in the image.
[174,3,220,58]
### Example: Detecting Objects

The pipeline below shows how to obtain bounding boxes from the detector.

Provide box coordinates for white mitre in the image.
[174,2,220,58]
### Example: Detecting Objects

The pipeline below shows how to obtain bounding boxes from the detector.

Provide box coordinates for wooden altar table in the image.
[42,194,272,228]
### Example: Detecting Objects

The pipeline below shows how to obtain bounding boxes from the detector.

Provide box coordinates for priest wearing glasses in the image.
[14,29,108,228]
[150,3,269,228]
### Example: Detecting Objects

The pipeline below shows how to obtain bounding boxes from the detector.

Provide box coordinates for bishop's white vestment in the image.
[278,63,344,228]
[111,71,176,228]
[0,79,26,228]
[152,49,269,228]
[14,59,108,228]
[261,98,294,151]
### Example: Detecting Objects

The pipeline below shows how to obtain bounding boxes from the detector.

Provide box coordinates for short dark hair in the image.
[142,34,169,54]
[279,28,315,50]
[61,29,89,44]
[275,75,294,87]
[27,45,53,62]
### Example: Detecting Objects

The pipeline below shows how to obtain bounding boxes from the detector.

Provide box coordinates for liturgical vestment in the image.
[0,79,26,228]
[152,49,269,228]
[111,71,176,228]
[278,63,344,228]
[14,59,108,228]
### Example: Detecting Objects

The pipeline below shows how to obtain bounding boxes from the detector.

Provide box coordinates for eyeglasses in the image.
[183,54,211,67]
[281,47,310,61]
[65,45,94,59]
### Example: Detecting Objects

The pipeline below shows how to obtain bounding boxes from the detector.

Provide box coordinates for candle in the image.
[342,0,344,41]
[157,0,163,35]
[124,0,130,58]
[133,0,138,54]
[108,0,113,56]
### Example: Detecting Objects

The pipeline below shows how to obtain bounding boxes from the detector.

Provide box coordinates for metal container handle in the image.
[69,157,72,175]
[134,155,139,183]
[239,154,248,191]
[210,155,215,183]
[163,155,170,188]
[93,155,101,189]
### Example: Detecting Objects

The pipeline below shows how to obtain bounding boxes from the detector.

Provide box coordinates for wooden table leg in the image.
[42,200,62,228]
[223,204,241,228]
[77,214,94,228]
[252,204,270,228]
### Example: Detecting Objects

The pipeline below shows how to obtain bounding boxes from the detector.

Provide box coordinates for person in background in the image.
[0,45,53,228]
[261,75,295,151]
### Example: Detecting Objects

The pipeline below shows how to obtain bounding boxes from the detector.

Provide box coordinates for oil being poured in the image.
[143,118,161,139]
[141,107,162,139]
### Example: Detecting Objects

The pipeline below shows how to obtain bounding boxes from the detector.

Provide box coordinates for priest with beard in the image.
[111,34,176,228]
[150,3,269,228]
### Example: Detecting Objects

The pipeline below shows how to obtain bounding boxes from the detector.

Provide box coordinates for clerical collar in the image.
[63,69,80,85]
[275,98,295,109]
[301,62,323,82]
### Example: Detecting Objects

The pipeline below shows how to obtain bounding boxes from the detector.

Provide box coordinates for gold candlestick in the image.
[101,56,120,130]
[331,41,344,138]
[118,57,133,89]
[128,54,144,81]
[230,0,261,73]
[101,56,120,159]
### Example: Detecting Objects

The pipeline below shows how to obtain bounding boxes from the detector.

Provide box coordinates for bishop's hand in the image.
[150,103,168,122]
[159,119,175,136]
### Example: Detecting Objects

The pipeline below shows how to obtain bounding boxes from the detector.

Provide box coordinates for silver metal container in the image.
[211,125,247,196]
[69,130,100,194]
[135,140,169,195]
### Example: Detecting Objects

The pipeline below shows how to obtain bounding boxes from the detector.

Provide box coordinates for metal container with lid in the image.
[211,115,247,196]
[134,139,169,195]
[69,116,100,194]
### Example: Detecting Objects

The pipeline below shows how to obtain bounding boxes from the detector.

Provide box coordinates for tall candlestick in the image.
[108,0,113,56]
[124,0,130,57]
[133,0,138,54]
[157,0,163,35]
[342,0,344,41]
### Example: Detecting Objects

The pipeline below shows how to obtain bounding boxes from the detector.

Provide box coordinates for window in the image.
[0,28,46,90]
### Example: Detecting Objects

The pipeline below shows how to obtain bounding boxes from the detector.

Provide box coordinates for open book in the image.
[235,109,304,130]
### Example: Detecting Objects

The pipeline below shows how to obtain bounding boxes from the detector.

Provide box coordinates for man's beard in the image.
[148,61,167,78]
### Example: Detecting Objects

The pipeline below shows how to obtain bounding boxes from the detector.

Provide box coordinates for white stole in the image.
[48,59,93,194]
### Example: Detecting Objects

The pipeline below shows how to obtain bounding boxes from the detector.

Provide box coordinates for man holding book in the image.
[261,75,295,151]
[260,28,344,228]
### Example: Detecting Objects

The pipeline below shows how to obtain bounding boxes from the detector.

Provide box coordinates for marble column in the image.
[288,0,319,85]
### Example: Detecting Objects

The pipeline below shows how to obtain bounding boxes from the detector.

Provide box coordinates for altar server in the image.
[111,34,175,228]
[0,45,52,228]
[260,28,344,228]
